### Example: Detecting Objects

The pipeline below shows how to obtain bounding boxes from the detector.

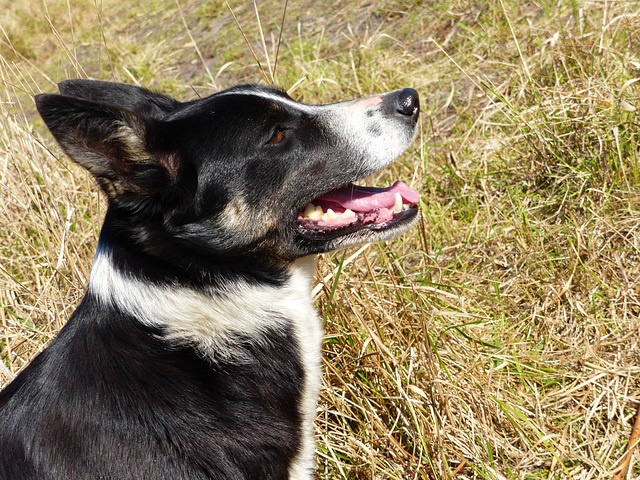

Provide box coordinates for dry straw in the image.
[1,1,640,478]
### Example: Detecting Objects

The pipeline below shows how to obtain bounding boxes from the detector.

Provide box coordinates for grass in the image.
[2,0,640,478]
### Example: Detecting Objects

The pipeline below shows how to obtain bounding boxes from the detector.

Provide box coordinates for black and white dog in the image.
[0,80,420,479]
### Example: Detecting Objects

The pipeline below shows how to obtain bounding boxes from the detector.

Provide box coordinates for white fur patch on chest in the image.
[89,249,320,353]
[88,249,322,478]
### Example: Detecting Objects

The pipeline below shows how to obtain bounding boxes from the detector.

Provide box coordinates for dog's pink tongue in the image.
[317,181,419,212]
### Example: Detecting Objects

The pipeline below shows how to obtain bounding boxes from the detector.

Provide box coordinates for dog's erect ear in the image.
[35,93,180,200]
[58,79,180,119]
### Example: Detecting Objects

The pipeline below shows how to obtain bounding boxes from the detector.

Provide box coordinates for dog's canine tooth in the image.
[392,192,403,213]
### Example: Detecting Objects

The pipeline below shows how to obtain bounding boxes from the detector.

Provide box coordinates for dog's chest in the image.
[88,252,323,477]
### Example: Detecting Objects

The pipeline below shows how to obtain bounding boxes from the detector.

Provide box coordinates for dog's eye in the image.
[267,129,284,144]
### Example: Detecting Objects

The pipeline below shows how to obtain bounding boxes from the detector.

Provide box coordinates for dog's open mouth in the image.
[297,181,420,231]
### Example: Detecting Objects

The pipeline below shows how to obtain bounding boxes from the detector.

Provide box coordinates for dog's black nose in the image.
[396,88,420,117]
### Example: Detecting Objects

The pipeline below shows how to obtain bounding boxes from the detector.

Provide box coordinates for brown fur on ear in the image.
[35,93,180,200]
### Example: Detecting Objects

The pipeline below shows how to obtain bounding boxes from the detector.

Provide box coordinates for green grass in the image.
[2,0,640,478]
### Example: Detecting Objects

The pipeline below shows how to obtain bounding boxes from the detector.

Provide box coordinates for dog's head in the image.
[35,81,419,267]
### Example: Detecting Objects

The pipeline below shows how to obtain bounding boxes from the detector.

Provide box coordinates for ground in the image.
[1,1,639,479]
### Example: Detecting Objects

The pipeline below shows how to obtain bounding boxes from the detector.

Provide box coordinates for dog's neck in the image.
[93,208,293,287]
[88,238,318,352]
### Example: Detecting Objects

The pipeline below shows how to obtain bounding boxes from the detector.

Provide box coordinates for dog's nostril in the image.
[396,88,420,116]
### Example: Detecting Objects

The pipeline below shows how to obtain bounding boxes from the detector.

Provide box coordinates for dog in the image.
[0,80,420,479]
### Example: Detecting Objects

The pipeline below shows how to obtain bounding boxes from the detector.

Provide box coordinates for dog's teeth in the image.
[402,203,410,211]
[392,192,403,213]
[342,209,356,219]
[326,208,339,220]
[302,203,324,220]
[302,203,316,218]
[310,206,324,220]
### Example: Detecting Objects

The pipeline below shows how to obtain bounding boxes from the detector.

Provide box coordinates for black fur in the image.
[0,81,420,479]
[1,295,302,479]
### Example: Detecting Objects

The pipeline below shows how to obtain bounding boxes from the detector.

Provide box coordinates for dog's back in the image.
[0,81,419,479]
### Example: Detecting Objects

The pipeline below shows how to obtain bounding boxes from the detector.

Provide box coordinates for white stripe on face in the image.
[217,88,416,174]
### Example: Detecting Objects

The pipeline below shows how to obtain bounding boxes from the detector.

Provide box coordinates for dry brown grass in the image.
[2,1,640,479]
